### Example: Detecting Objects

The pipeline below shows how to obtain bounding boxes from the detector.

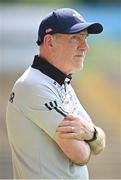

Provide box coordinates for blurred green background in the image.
[0,0,121,179]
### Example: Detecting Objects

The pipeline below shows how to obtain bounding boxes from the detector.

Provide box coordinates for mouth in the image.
[75,54,85,58]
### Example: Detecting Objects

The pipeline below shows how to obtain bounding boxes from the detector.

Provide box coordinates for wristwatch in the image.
[85,127,98,142]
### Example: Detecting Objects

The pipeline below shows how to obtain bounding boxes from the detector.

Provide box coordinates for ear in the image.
[43,34,54,49]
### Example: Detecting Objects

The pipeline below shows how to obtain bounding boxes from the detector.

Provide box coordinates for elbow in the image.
[92,145,105,155]
[91,134,106,155]
[91,146,102,155]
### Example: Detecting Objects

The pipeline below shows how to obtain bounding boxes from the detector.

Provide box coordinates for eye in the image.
[70,34,88,43]
[70,36,81,43]
[80,34,89,39]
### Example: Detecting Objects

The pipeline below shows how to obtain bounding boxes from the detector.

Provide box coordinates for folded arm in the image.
[55,114,106,162]
[54,130,91,165]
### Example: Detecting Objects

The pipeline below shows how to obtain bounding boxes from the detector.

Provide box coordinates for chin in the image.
[78,65,84,71]
[79,66,83,70]
[72,63,84,73]
[77,61,84,70]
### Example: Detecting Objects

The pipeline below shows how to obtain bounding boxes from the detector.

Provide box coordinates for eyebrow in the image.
[70,33,89,38]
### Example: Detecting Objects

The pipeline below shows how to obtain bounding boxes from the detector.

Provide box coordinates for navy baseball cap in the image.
[36,8,103,45]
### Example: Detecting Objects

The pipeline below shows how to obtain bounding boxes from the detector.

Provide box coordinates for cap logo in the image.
[73,11,85,23]
[45,28,53,33]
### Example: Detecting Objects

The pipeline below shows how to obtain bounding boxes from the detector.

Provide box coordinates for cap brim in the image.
[63,22,103,34]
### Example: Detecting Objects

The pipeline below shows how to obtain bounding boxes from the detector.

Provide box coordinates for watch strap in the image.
[85,127,98,142]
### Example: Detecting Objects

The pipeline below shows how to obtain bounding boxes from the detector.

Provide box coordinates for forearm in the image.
[75,140,91,165]
[68,140,91,165]
[88,126,106,155]
[54,132,91,165]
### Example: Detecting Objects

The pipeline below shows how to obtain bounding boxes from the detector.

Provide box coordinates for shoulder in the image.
[12,67,59,102]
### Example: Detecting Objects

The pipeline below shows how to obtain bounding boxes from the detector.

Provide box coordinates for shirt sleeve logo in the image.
[45,101,68,117]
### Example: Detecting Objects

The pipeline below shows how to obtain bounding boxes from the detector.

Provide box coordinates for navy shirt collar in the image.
[31,55,72,85]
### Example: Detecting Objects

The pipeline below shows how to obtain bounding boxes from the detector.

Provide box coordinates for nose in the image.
[78,39,89,51]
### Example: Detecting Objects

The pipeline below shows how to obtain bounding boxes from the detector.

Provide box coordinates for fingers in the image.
[59,131,85,140]
[57,125,75,133]
[57,124,86,140]
[59,120,75,127]
[57,114,95,141]
[59,132,77,139]
[58,114,82,133]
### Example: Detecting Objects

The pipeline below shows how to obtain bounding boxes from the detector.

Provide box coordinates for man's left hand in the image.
[57,114,95,141]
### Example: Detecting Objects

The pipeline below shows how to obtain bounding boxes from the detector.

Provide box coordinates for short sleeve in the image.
[21,84,68,139]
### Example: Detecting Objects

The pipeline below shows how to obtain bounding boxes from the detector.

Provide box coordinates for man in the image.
[6,8,106,179]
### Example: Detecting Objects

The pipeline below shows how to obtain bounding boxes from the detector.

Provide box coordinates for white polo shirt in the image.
[6,55,92,179]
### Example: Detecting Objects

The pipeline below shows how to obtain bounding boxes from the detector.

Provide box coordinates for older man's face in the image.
[52,30,89,74]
